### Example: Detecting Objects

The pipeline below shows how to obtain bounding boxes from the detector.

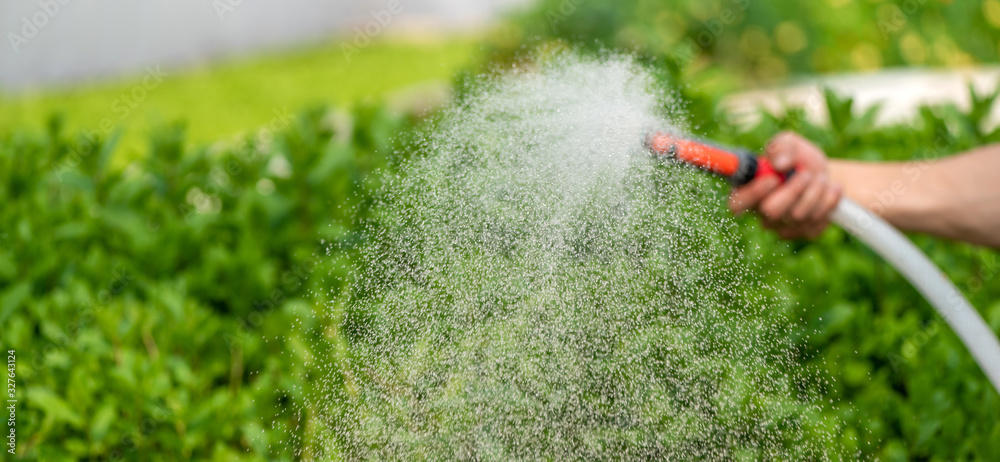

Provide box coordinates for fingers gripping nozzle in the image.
[646,132,786,187]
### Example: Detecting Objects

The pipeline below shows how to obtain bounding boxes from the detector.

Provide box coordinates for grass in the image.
[0,37,480,154]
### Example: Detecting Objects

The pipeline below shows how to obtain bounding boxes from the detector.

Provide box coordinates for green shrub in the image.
[504,0,1000,83]
[0,103,408,460]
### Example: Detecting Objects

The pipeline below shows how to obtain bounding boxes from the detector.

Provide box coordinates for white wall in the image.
[0,0,533,91]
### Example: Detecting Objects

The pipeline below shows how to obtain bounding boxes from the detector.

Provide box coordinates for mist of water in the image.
[306,52,839,460]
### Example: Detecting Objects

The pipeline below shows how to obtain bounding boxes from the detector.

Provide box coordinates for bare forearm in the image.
[829,145,1000,247]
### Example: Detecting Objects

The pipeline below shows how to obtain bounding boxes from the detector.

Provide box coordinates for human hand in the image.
[728,131,842,239]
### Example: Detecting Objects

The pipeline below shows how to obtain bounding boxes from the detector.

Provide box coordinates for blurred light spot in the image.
[757,54,789,82]
[740,26,771,57]
[900,32,927,65]
[267,155,293,179]
[984,0,1000,28]
[256,178,276,196]
[933,36,973,66]
[775,22,807,54]
[687,1,716,22]
[655,11,687,45]
[849,42,882,70]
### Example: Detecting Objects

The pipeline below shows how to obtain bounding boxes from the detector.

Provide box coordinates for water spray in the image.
[323,56,994,457]
[647,132,1000,395]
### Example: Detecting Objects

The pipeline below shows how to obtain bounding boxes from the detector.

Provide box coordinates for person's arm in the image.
[829,146,1000,247]
[730,131,1000,248]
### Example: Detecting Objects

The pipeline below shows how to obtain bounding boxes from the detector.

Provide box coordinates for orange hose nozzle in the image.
[647,132,742,177]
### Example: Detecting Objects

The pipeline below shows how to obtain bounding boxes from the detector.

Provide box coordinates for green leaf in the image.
[0,281,30,324]
[27,387,84,428]
[90,403,116,442]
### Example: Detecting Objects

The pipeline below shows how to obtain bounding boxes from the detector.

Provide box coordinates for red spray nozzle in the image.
[646,132,787,187]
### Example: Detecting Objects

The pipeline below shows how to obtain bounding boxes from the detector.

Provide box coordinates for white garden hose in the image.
[832,197,1000,394]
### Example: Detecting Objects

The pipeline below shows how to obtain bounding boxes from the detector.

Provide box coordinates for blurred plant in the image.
[499,0,1000,86]
[0,102,410,460]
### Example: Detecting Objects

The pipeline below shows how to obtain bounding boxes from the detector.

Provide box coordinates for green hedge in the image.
[1,104,408,460]
[503,0,1000,83]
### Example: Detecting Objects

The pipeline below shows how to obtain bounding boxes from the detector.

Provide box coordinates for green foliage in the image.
[0,102,409,460]
[503,0,1000,84]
